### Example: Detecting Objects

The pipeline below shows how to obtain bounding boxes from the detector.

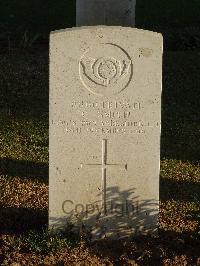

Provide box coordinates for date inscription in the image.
[52,100,160,135]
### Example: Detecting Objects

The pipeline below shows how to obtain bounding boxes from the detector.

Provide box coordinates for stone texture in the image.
[76,0,136,27]
[49,27,163,238]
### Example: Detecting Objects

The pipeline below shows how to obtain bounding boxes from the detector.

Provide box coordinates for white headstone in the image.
[49,26,162,238]
[76,0,136,27]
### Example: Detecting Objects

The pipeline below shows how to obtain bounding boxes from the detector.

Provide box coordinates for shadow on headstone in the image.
[50,186,158,239]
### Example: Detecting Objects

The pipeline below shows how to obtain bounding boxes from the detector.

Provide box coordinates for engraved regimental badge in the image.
[79,43,133,96]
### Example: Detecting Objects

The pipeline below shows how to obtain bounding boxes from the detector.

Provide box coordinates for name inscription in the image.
[52,100,160,135]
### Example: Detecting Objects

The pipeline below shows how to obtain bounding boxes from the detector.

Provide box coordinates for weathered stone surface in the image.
[76,0,136,27]
[49,27,163,238]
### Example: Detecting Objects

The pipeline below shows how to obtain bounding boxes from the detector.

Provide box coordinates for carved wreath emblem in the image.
[79,43,133,96]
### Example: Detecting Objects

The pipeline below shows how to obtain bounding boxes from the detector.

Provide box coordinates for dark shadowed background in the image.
[0,0,200,50]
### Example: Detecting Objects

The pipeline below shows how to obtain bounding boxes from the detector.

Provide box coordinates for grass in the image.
[0,49,199,264]
[3,228,79,255]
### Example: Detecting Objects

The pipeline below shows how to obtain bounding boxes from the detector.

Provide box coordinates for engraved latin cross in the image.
[81,139,127,214]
